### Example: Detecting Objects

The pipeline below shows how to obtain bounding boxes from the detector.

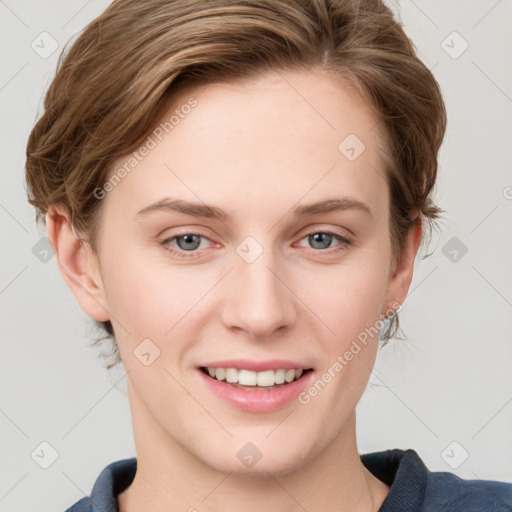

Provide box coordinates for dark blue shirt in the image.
[65,449,512,511]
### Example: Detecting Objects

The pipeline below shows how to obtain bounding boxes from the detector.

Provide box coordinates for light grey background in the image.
[1,1,511,511]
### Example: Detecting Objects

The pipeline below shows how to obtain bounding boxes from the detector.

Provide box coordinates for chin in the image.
[196,440,310,477]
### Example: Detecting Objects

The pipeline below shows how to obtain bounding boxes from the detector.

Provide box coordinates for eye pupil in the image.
[177,234,201,250]
[309,232,332,250]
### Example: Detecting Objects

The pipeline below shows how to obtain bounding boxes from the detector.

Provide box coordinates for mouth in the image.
[199,366,314,391]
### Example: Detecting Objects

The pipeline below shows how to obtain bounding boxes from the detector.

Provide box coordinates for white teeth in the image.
[274,369,286,384]
[204,367,307,386]
[225,368,238,383]
[238,369,257,386]
[256,370,274,387]
[285,369,296,383]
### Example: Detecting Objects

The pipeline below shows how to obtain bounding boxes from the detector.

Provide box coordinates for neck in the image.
[118,383,389,512]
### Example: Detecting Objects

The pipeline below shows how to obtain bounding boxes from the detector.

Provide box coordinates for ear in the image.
[45,204,111,323]
[381,214,423,317]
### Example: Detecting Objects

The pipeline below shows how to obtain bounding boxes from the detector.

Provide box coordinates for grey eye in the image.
[307,232,335,250]
[175,234,202,251]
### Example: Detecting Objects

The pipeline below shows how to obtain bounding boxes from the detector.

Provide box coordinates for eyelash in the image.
[159,230,352,259]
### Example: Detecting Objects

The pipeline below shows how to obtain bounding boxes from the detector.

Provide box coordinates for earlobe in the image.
[381,215,423,317]
[45,205,111,323]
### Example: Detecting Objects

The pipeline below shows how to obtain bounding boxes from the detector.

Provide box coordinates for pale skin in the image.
[47,69,423,511]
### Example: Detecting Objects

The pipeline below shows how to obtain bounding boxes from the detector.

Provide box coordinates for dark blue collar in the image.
[66,448,512,512]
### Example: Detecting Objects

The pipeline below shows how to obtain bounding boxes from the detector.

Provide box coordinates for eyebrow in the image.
[135,196,372,221]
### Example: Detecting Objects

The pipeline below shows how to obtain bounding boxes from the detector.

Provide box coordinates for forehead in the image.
[102,68,389,224]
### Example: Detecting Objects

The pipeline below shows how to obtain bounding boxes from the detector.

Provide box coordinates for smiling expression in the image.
[63,68,418,476]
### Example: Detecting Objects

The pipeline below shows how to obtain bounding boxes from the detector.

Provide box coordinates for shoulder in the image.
[361,448,512,512]
[424,466,512,511]
[64,457,137,512]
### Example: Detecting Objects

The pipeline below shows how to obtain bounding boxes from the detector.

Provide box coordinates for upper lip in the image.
[200,359,313,372]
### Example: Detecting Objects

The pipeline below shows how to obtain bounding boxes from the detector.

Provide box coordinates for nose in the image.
[221,248,297,340]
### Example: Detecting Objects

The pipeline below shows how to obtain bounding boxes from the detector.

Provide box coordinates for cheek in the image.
[100,248,214,339]
[296,258,390,412]
[297,255,390,339]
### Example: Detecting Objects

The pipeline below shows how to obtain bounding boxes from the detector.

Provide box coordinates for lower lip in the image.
[197,368,315,412]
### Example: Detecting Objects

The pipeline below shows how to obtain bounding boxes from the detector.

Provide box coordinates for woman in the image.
[25,0,512,511]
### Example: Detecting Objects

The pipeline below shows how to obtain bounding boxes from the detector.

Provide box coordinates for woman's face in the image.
[61,69,419,475]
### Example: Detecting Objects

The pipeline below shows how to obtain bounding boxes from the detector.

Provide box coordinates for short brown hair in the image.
[25,0,447,369]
